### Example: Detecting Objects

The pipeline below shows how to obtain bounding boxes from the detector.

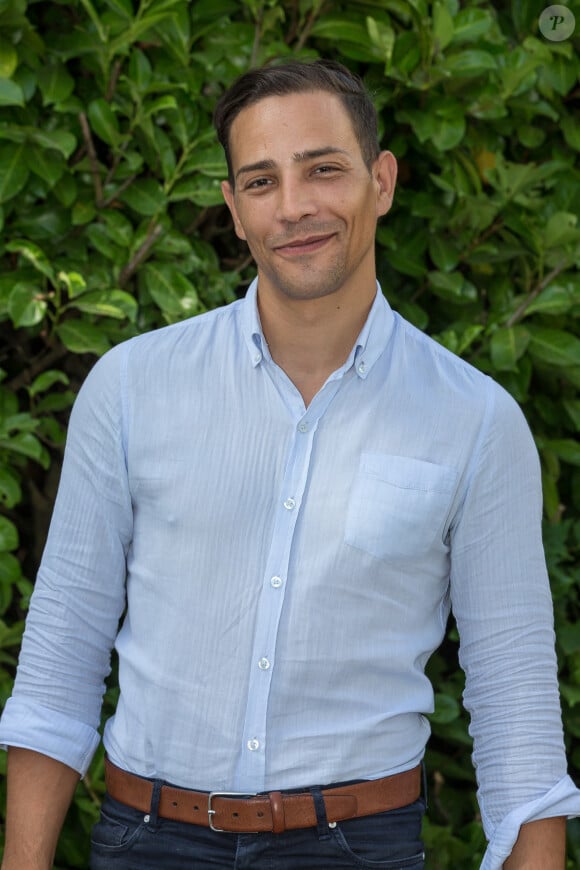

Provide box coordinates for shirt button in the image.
[357,361,367,374]
[254,353,262,364]
[298,422,309,433]
[258,657,270,670]
[247,738,260,751]
[271,575,283,588]
[283,497,296,510]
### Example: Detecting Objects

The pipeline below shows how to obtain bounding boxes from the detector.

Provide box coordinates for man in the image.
[1,59,579,870]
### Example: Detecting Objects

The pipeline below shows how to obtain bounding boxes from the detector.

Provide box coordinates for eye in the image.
[245,177,272,190]
[312,164,342,178]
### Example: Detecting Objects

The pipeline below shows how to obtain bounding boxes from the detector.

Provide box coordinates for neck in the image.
[257,282,376,404]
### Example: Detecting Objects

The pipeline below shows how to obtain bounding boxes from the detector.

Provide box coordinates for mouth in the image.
[273,233,336,256]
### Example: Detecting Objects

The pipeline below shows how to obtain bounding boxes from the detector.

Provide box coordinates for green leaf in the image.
[128,48,152,92]
[539,54,577,97]
[58,271,87,298]
[183,144,227,178]
[38,64,75,106]
[0,432,49,467]
[561,114,580,152]
[560,683,580,708]
[451,8,494,44]
[169,176,224,207]
[8,284,48,328]
[544,212,579,248]
[119,178,166,215]
[490,326,530,372]
[0,77,24,107]
[428,271,478,303]
[86,224,126,263]
[528,327,580,367]
[0,39,18,78]
[72,201,97,225]
[429,236,460,272]
[0,468,21,509]
[0,143,29,202]
[87,98,121,146]
[558,623,580,655]
[433,1,454,50]
[366,17,395,69]
[69,289,138,321]
[101,210,134,247]
[546,440,580,468]
[29,129,77,159]
[525,280,580,316]
[29,369,70,397]
[145,95,178,116]
[153,126,176,182]
[0,552,21,589]
[397,101,466,151]
[0,516,18,552]
[25,144,66,187]
[142,263,200,317]
[5,239,55,281]
[442,50,497,77]
[56,320,111,355]
[429,692,461,724]
[562,399,580,431]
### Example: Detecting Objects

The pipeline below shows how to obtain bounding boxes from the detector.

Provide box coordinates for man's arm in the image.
[503,817,566,870]
[1,747,80,870]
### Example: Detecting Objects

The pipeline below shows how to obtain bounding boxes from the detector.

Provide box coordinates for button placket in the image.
[235,378,344,790]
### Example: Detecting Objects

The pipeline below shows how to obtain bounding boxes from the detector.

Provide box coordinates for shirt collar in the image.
[241,277,395,378]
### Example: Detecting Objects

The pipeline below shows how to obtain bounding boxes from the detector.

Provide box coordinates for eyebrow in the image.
[235,147,351,182]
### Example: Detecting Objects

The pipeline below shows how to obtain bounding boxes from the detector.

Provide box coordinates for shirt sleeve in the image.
[449,379,580,869]
[0,344,132,775]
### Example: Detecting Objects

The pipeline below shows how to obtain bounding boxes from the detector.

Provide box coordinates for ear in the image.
[373,151,398,218]
[221,180,247,241]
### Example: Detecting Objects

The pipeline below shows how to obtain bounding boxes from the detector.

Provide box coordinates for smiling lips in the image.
[272,233,336,256]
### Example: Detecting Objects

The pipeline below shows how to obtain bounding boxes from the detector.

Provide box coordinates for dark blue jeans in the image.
[90,788,426,869]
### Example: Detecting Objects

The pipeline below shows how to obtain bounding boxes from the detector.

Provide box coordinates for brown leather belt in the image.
[105,757,421,834]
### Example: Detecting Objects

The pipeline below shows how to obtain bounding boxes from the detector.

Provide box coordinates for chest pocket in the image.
[345,453,458,561]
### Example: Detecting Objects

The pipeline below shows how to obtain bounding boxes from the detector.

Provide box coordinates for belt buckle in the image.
[208,791,258,832]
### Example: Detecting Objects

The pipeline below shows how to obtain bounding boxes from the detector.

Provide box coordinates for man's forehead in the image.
[228,91,361,168]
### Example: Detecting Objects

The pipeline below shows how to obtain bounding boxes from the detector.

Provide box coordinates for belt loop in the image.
[310,787,331,841]
[146,779,163,828]
[421,762,429,810]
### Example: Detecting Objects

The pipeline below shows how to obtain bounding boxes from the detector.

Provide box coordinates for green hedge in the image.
[0,1,579,866]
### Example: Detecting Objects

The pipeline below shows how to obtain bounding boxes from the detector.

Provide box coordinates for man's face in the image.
[221,90,397,305]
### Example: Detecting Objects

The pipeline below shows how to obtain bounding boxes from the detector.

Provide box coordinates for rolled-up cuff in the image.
[481,774,580,870]
[0,696,100,776]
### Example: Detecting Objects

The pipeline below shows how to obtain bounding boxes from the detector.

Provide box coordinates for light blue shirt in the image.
[2,280,579,868]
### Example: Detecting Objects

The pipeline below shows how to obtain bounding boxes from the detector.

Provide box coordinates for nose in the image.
[275,178,318,224]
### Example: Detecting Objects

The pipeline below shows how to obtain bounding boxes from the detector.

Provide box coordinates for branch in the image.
[102,173,138,208]
[118,221,163,287]
[295,0,327,51]
[106,59,123,102]
[506,258,570,328]
[7,346,69,393]
[79,112,104,206]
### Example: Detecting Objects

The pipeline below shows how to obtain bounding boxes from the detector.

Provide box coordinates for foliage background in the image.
[0,0,579,866]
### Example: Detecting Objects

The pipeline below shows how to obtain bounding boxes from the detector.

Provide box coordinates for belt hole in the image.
[232,812,239,817]
[194,805,199,811]
[257,811,264,818]
[172,801,178,807]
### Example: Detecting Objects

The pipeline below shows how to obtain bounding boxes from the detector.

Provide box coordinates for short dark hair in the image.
[214,59,380,184]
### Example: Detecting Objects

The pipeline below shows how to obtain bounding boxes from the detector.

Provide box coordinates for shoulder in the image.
[82,297,244,387]
[390,313,534,458]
